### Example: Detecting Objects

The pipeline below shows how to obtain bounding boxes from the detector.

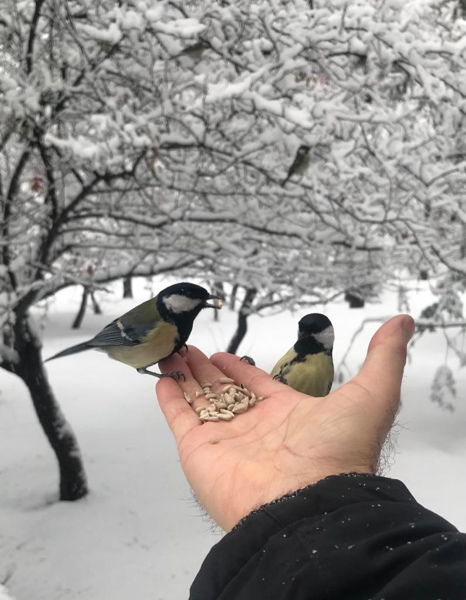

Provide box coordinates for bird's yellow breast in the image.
[106,321,179,369]
[271,348,334,397]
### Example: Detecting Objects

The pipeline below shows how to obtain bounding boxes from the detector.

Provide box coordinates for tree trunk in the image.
[227,287,257,354]
[212,281,225,322]
[11,316,88,501]
[229,283,239,310]
[90,291,102,314]
[123,275,133,298]
[344,290,365,309]
[72,286,89,329]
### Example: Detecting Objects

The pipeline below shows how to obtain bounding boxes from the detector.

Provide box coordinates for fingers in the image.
[156,353,201,441]
[355,314,415,409]
[180,346,226,390]
[210,352,285,398]
[157,346,241,440]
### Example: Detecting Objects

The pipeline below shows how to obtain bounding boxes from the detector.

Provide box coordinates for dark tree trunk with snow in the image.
[227,288,257,354]
[72,287,89,329]
[9,317,88,501]
[123,275,133,299]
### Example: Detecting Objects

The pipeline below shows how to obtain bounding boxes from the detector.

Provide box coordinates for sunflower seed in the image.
[217,413,234,421]
[209,438,220,444]
[220,409,235,417]
[195,381,263,422]
[184,392,193,404]
[236,384,250,392]
[195,406,205,414]
[201,381,212,388]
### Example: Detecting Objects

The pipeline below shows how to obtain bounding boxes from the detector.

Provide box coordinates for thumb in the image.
[355,314,414,411]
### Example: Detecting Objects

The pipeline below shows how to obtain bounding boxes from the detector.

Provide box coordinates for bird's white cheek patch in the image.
[163,294,202,313]
[313,326,335,351]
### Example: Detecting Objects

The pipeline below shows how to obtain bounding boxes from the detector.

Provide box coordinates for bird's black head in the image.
[297,313,334,353]
[157,282,222,316]
[298,145,311,155]
[156,282,222,348]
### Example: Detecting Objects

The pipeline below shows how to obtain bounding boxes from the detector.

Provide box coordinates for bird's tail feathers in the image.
[44,341,91,363]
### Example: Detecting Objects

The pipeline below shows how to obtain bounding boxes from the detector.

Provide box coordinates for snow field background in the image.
[0,278,465,600]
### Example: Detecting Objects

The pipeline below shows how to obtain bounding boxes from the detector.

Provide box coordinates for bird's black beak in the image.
[204,294,223,309]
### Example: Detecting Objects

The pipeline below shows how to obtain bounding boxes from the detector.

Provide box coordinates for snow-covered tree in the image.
[2,0,466,497]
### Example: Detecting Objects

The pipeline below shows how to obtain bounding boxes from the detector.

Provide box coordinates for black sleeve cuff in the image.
[190,474,465,600]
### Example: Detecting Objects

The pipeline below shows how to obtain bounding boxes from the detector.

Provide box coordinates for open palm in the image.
[157,315,414,531]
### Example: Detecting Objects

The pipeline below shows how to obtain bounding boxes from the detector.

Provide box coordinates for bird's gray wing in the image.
[87,319,157,347]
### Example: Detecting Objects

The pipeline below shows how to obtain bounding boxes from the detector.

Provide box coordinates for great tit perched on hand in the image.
[281,144,311,187]
[270,313,334,397]
[45,282,223,379]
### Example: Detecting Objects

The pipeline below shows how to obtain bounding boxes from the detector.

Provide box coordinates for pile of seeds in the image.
[183,377,264,422]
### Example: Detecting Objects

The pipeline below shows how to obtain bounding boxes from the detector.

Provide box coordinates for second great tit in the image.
[270,313,334,396]
[281,144,311,187]
[45,282,223,378]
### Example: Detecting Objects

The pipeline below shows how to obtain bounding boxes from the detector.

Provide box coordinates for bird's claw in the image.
[273,373,287,384]
[166,370,186,381]
[240,355,256,366]
[137,367,185,381]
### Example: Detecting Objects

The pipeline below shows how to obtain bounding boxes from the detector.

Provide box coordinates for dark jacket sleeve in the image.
[190,474,466,600]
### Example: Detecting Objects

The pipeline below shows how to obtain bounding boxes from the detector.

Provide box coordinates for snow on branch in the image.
[2,0,466,362]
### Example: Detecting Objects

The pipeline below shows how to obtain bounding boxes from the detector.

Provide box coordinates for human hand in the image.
[156,315,414,532]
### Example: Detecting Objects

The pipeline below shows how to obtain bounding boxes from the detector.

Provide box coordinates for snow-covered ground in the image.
[1,279,465,600]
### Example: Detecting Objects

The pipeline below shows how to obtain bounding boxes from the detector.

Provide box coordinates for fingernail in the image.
[401,315,415,342]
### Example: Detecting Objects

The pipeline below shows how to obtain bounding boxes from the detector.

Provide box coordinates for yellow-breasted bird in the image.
[45,282,223,378]
[270,313,334,396]
[281,144,311,187]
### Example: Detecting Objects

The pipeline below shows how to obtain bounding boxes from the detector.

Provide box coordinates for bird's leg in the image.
[240,355,256,366]
[136,367,186,381]
[273,373,287,384]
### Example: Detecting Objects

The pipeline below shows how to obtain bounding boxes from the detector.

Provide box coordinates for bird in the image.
[180,40,209,59]
[270,313,334,396]
[45,282,223,378]
[281,145,311,187]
